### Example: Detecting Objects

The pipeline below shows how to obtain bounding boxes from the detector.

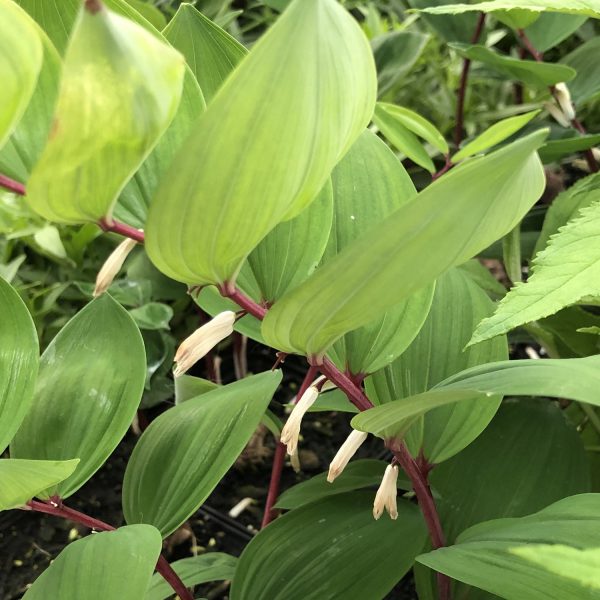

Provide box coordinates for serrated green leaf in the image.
[27,2,185,224]
[11,295,147,499]
[453,110,540,162]
[262,130,548,360]
[230,492,427,600]
[450,43,576,87]
[123,371,282,537]
[23,525,162,600]
[0,276,39,454]
[145,0,376,287]
[0,458,79,510]
[164,3,246,102]
[562,37,600,105]
[471,200,600,344]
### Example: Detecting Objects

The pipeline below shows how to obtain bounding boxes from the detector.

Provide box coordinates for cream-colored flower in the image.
[93,237,138,297]
[544,101,570,128]
[373,464,399,520]
[173,311,236,377]
[554,82,575,121]
[290,450,301,473]
[327,430,368,483]
[280,384,321,456]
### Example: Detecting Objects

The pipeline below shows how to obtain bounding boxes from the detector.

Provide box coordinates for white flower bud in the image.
[554,82,575,122]
[173,311,236,378]
[544,101,570,128]
[93,237,138,297]
[280,385,320,456]
[373,464,399,520]
[327,430,368,483]
[290,450,301,473]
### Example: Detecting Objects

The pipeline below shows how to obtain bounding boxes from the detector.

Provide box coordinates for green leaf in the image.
[247,181,333,302]
[262,130,548,360]
[366,268,508,463]
[164,4,246,103]
[123,371,282,537]
[429,400,590,543]
[453,110,540,162]
[275,459,410,510]
[407,0,480,42]
[494,8,540,29]
[125,0,166,29]
[562,37,600,105]
[418,494,600,600]
[0,0,43,150]
[539,133,600,164]
[471,200,600,344]
[128,302,173,331]
[27,2,185,224]
[145,0,376,287]
[373,31,429,97]
[450,43,576,87]
[11,295,147,499]
[231,492,427,600]
[175,374,219,404]
[525,13,586,53]
[146,553,237,600]
[23,525,162,600]
[419,0,600,19]
[0,459,79,510]
[0,276,39,454]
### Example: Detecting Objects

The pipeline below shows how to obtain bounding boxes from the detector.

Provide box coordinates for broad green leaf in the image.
[175,374,218,404]
[123,371,282,537]
[419,1,600,19]
[471,200,600,344]
[275,459,410,510]
[23,525,162,600]
[453,110,540,162]
[494,8,540,28]
[429,400,590,543]
[534,172,600,258]
[164,3,246,102]
[128,302,173,331]
[308,388,358,413]
[11,295,146,499]
[247,181,333,302]
[539,134,600,164]
[562,37,600,105]
[230,492,427,600]
[145,0,376,287]
[366,268,508,463]
[525,13,586,52]
[324,130,434,374]
[0,0,43,150]
[125,0,166,29]
[0,459,79,510]
[262,130,548,360]
[146,553,237,600]
[0,276,39,454]
[407,0,480,42]
[373,31,429,98]
[27,2,185,224]
[418,494,600,600]
[450,43,576,87]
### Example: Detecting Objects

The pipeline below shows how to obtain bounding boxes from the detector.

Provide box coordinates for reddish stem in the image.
[454,13,487,149]
[0,174,26,195]
[318,357,373,412]
[98,217,145,243]
[220,284,268,320]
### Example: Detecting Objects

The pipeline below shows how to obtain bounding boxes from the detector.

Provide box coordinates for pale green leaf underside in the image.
[145,0,377,286]
[471,200,600,344]
[27,3,185,224]
[0,459,79,511]
[262,130,548,359]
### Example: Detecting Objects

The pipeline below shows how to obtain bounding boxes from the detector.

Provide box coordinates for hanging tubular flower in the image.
[544,101,570,128]
[554,82,575,122]
[373,464,399,520]
[93,237,138,297]
[280,376,325,456]
[327,430,368,483]
[173,311,236,377]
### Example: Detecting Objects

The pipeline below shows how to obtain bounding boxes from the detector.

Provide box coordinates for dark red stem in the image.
[220,284,268,320]
[318,357,373,412]
[156,555,193,600]
[0,174,26,195]
[98,217,145,243]
[454,13,487,148]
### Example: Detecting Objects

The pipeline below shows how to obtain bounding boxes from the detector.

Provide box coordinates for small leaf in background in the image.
[124,0,166,29]
[453,110,540,162]
[230,492,427,600]
[0,459,79,510]
[449,43,576,87]
[0,276,39,454]
[174,374,219,404]
[147,554,237,600]
[145,0,376,286]
[164,3,246,102]
[471,200,600,344]
[262,130,547,360]
[562,37,600,105]
[407,0,480,43]
[0,0,43,150]
[11,295,146,499]
[122,371,282,537]
[128,302,173,331]
[525,12,586,52]
[22,525,162,600]
[27,2,185,224]
[539,133,600,164]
